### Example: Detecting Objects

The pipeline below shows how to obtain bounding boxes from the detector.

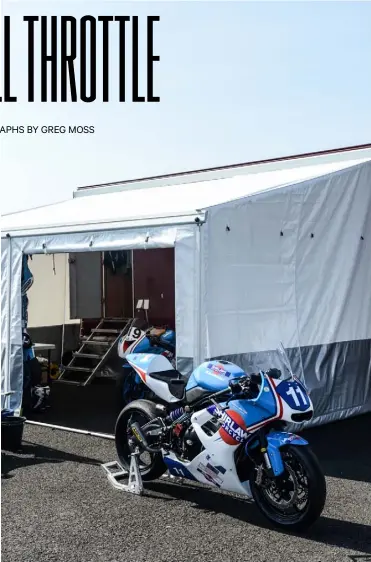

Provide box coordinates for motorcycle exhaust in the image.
[130,421,162,454]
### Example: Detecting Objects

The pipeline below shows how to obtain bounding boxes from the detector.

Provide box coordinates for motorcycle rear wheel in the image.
[115,399,167,481]
[249,444,326,531]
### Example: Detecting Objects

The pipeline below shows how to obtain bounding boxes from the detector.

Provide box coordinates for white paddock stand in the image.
[101,449,182,495]
[101,448,144,495]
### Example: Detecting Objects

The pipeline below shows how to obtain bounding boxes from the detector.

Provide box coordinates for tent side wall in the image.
[1,238,11,405]
[175,228,200,374]
[1,224,198,414]
[1,237,24,411]
[295,162,371,424]
[202,162,371,425]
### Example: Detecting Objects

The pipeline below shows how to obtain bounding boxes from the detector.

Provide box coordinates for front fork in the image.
[257,428,276,478]
[247,428,308,478]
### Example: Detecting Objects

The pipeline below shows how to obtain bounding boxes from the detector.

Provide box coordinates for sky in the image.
[0,0,370,215]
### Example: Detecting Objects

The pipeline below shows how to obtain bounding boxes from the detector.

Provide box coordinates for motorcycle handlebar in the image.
[228,372,261,394]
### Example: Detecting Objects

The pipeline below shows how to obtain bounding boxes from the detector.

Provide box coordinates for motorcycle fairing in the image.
[220,375,283,434]
[162,446,252,497]
[126,353,183,403]
[161,421,309,494]
[186,360,245,393]
[188,405,253,495]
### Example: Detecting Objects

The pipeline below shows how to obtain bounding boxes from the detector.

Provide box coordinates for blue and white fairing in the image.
[118,328,176,397]
[127,347,313,496]
[162,364,311,493]
[126,353,182,403]
[186,360,245,393]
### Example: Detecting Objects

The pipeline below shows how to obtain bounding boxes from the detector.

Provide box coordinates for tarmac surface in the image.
[2,411,371,562]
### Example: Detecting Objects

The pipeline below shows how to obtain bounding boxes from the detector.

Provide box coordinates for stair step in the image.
[57,317,134,386]
[63,366,93,373]
[92,328,121,334]
[53,379,84,386]
[73,352,101,359]
[102,318,132,323]
[81,339,111,346]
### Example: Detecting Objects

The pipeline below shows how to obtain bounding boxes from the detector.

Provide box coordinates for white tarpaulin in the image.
[1,156,371,425]
[202,160,371,425]
[1,238,10,402]
[3,158,368,235]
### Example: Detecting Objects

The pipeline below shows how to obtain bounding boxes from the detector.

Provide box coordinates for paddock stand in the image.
[101,447,144,495]
[101,449,183,495]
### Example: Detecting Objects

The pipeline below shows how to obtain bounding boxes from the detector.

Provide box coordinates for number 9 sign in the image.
[127,327,143,341]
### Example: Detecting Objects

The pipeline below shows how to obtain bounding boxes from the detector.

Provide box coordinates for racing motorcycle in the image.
[115,343,326,531]
[115,323,176,411]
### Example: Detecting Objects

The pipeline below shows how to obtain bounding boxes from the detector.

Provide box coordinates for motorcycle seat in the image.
[150,370,186,399]
[150,369,182,381]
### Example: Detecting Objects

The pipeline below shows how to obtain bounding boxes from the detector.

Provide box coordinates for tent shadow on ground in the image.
[27,381,117,436]
[1,440,102,479]
[145,479,371,554]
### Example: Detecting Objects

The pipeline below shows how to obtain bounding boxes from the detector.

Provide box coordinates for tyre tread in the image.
[250,444,326,531]
[115,399,167,481]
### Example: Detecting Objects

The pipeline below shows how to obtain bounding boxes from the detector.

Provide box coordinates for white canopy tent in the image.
[2,157,371,426]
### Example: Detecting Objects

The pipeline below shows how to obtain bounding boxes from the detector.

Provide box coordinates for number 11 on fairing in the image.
[286,386,308,407]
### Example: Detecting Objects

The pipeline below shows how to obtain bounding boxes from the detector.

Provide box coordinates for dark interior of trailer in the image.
[25,248,176,434]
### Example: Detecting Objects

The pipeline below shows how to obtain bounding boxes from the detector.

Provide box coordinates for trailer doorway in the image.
[68,248,175,329]
[26,247,176,434]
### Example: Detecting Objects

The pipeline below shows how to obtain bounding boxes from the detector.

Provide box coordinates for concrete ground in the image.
[2,412,371,562]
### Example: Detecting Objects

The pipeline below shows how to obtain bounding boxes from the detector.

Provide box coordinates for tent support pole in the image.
[131,250,135,317]
[5,238,13,410]
[60,254,68,365]
[194,224,203,368]
[25,419,115,440]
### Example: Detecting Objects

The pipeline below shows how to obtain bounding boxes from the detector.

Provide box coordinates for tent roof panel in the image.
[75,144,371,197]
[2,158,370,237]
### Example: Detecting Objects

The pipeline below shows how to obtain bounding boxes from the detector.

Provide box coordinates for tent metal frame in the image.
[4,217,205,434]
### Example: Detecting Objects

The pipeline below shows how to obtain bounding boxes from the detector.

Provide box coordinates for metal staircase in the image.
[56,317,134,386]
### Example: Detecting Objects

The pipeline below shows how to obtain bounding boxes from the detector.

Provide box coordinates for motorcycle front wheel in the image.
[115,399,167,481]
[249,445,326,531]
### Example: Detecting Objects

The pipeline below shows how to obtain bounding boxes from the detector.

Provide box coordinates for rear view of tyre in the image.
[115,399,167,481]
[250,445,326,531]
